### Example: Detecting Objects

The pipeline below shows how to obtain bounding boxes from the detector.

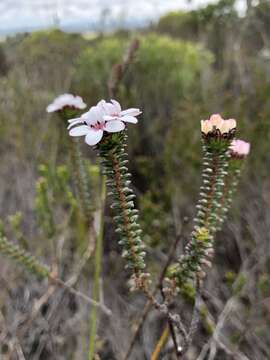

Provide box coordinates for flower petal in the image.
[111,99,121,113]
[97,99,106,107]
[230,139,250,156]
[121,115,138,124]
[201,120,212,134]
[103,102,117,115]
[209,114,224,126]
[103,115,118,121]
[47,93,86,112]
[68,117,83,123]
[220,119,236,134]
[46,104,58,113]
[104,120,125,133]
[120,108,141,117]
[227,119,236,129]
[69,125,90,137]
[87,105,105,124]
[85,129,103,145]
[67,119,84,129]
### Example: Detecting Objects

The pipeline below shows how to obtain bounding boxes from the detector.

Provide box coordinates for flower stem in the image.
[98,133,147,288]
[171,142,231,289]
[70,138,93,224]
[195,143,230,233]
[88,175,106,360]
[215,160,242,232]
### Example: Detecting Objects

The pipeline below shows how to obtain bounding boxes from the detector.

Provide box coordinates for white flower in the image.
[101,99,142,124]
[46,93,87,113]
[68,99,141,146]
[201,114,236,139]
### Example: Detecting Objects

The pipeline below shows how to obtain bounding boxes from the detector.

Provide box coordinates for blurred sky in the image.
[0,0,246,35]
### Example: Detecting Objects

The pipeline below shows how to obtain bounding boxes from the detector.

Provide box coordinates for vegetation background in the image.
[0,0,269,358]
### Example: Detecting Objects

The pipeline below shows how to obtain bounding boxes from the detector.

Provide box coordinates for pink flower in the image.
[230,139,250,158]
[201,114,236,139]
[68,99,141,146]
[101,99,142,124]
[46,93,87,113]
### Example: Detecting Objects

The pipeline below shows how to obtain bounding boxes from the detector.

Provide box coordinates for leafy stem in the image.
[98,132,147,288]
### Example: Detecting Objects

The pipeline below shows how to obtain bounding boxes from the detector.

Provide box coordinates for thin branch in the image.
[0,310,26,360]
[88,175,107,359]
[160,274,181,359]
[150,325,169,360]
[124,234,183,360]
[196,297,251,360]
[48,274,111,316]
[108,38,140,98]
[182,278,201,355]
[167,319,181,359]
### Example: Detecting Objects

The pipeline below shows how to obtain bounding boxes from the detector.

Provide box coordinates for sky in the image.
[0,0,246,35]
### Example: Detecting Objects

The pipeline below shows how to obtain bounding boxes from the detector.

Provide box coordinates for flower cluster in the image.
[46,93,87,113]
[171,114,251,292]
[230,139,250,158]
[201,114,236,140]
[68,99,141,146]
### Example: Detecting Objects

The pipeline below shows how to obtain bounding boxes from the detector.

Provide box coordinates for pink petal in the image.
[85,129,103,146]
[121,115,138,124]
[209,114,224,129]
[69,125,90,137]
[104,120,125,133]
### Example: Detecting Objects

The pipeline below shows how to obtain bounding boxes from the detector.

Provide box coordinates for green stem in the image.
[0,234,49,278]
[194,144,230,234]
[70,139,93,223]
[97,133,147,289]
[171,142,231,290]
[215,160,242,232]
[88,175,106,360]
